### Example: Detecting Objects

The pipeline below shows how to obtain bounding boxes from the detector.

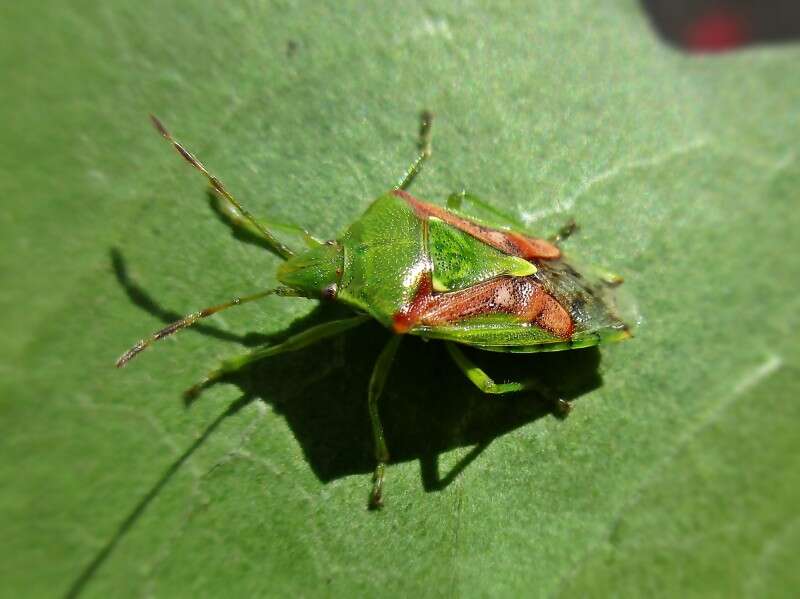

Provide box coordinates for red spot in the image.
[684,7,750,52]
[392,274,433,333]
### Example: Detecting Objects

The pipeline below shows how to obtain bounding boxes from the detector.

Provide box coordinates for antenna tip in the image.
[116,341,144,368]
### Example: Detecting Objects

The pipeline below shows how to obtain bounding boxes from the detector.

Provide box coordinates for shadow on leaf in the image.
[74,248,604,596]
[66,395,251,599]
[112,247,604,489]
[225,318,603,489]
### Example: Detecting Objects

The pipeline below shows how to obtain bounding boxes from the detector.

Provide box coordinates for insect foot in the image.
[553,398,572,419]
[369,463,386,510]
[549,219,579,244]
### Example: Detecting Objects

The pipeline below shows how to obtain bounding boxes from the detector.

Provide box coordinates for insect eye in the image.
[322,283,338,300]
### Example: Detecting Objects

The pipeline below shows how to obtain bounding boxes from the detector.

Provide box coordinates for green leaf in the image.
[2,2,798,597]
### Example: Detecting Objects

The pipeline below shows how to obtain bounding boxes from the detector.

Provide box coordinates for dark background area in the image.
[642,0,800,51]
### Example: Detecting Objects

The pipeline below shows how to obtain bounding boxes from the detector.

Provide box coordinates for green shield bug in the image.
[117,112,632,509]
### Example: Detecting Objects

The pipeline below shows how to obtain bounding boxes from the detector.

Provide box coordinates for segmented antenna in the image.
[150,114,294,260]
[116,289,284,367]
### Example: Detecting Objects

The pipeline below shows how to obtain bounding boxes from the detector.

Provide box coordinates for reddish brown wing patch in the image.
[392,274,434,334]
[534,291,574,338]
[392,189,561,260]
[393,274,574,339]
[390,190,571,338]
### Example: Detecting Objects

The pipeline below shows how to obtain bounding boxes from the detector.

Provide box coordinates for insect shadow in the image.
[112,248,604,492]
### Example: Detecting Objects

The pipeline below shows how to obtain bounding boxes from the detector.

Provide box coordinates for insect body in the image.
[118,112,632,509]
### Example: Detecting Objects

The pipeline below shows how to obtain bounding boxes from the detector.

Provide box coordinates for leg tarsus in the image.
[367,335,402,510]
[549,219,579,244]
[369,463,386,511]
[553,398,572,419]
[418,110,433,158]
[600,270,625,286]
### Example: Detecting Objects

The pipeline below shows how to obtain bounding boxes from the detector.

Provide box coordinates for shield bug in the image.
[117,112,632,509]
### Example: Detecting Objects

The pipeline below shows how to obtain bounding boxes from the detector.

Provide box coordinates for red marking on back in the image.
[533,290,574,338]
[392,274,434,334]
[392,274,574,339]
[392,189,560,260]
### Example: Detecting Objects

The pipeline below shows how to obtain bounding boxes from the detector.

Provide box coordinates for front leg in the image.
[395,110,434,191]
[184,315,369,400]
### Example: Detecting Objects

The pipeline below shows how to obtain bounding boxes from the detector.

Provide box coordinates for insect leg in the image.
[395,110,433,191]
[444,343,571,416]
[208,189,322,251]
[150,115,295,260]
[446,191,528,231]
[447,193,581,248]
[592,266,625,286]
[548,219,579,244]
[116,288,299,368]
[367,335,403,510]
[183,315,370,399]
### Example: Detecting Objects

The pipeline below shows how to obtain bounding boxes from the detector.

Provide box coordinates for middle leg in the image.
[367,335,403,509]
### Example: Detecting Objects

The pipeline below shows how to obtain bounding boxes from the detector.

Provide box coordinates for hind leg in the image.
[445,343,570,417]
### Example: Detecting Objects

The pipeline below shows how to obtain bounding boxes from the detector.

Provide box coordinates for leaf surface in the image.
[2,2,799,597]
